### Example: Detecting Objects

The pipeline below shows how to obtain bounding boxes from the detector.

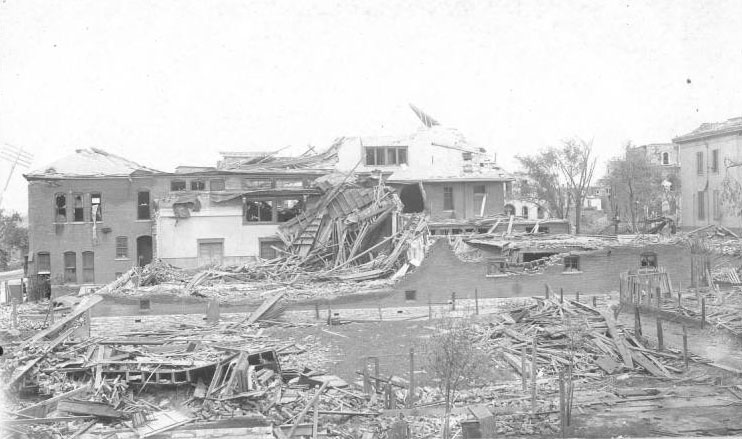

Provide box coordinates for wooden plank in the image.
[57,400,124,418]
[17,384,91,417]
[245,290,286,325]
[4,416,95,425]
[22,295,103,348]
[4,356,43,391]
[598,310,634,369]
[135,409,193,438]
[629,351,670,378]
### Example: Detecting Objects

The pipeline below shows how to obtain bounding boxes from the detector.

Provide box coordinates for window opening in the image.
[171,180,186,191]
[190,180,206,191]
[563,255,581,272]
[443,186,454,211]
[82,251,94,283]
[244,200,273,222]
[259,239,284,260]
[64,251,77,283]
[73,194,84,222]
[55,194,67,222]
[116,236,128,259]
[37,252,51,274]
[91,193,102,222]
[137,191,150,220]
[276,198,305,222]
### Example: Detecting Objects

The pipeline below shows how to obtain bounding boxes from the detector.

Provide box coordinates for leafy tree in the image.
[0,209,28,270]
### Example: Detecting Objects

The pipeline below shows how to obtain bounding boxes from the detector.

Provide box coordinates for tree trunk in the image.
[443,385,451,439]
[574,197,582,234]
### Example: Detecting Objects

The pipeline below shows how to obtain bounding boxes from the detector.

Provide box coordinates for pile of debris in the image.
[478,297,705,380]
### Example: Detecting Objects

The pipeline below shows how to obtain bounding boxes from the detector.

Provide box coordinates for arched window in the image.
[662,152,669,165]
[522,206,529,218]
[504,204,516,216]
[537,206,545,219]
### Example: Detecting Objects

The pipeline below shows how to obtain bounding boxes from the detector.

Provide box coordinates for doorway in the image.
[136,236,153,267]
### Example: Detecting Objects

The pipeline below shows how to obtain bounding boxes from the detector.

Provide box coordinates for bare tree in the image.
[551,138,598,234]
[424,318,486,439]
[516,154,569,219]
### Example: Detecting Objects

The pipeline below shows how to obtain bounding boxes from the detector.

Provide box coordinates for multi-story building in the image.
[24,149,163,299]
[334,107,515,234]
[674,116,742,229]
[24,148,336,298]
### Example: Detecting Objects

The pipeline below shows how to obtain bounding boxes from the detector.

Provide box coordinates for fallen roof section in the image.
[24,148,162,180]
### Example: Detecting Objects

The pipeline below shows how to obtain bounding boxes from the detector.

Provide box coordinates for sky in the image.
[1,0,742,214]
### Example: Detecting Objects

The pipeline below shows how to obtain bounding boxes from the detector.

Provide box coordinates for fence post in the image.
[656,318,664,351]
[545,285,550,299]
[656,287,661,308]
[475,288,479,315]
[531,336,538,413]
[701,297,706,329]
[407,348,415,408]
[559,370,566,438]
[451,292,456,311]
[682,326,689,370]
[560,288,564,304]
[576,291,580,303]
[361,358,370,395]
[521,346,527,392]
[677,291,681,309]
[315,303,320,320]
[592,296,597,308]
[428,297,432,320]
[634,306,642,337]
[378,303,383,321]
[327,306,333,326]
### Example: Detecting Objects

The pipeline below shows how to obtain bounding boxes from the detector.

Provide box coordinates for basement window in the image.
[563,255,581,273]
[244,200,273,222]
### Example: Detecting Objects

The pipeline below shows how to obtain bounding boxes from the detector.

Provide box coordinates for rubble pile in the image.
[96,174,429,302]
[477,297,706,380]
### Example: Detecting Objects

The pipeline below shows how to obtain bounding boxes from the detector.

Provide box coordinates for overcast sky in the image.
[1,0,742,213]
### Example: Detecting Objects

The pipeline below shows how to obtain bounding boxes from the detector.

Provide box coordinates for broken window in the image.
[473,185,486,216]
[276,198,304,222]
[640,252,658,269]
[443,186,454,211]
[171,180,186,191]
[190,180,206,191]
[63,251,77,283]
[37,252,51,274]
[82,251,94,283]
[210,179,225,191]
[521,206,529,218]
[563,255,581,272]
[54,193,67,222]
[243,178,273,189]
[504,204,516,216]
[91,193,102,222]
[259,239,284,260]
[115,236,128,259]
[137,191,150,220]
[72,194,84,222]
[662,152,669,165]
[486,259,507,277]
[244,199,273,222]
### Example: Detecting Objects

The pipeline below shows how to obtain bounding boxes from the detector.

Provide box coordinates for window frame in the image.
[259,238,284,260]
[115,236,129,259]
[72,193,85,222]
[563,255,581,273]
[364,146,408,166]
[37,252,51,274]
[91,192,103,222]
[171,180,187,191]
[63,251,77,283]
[521,206,529,218]
[696,151,704,175]
[82,251,94,283]
[711,149,719,174]
[190,179,206,191]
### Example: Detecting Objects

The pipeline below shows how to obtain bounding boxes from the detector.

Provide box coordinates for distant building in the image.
[674,116,742,229]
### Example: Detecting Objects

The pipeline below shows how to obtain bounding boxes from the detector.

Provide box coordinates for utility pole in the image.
[0,143,33,206]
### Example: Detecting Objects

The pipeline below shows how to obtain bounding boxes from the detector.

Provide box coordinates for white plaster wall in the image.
[157,204,279,259]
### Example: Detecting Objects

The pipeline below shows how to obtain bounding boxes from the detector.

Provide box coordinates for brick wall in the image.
[27,176,159,295]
